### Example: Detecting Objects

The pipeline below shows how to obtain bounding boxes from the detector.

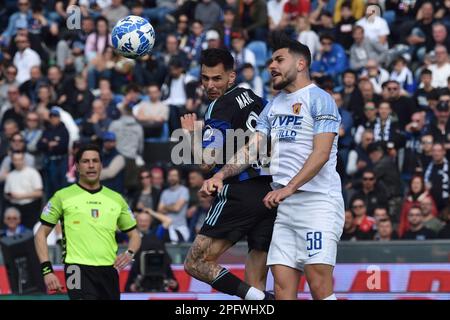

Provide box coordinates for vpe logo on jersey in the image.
[91,209,100,218]
[292,103,302,115]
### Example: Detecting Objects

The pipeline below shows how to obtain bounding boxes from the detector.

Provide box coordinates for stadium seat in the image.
[246,41,269,69]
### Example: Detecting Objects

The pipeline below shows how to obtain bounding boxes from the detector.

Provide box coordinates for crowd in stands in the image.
[1,0,450,244]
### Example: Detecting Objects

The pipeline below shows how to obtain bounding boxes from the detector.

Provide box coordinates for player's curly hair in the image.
[269,31,311,67]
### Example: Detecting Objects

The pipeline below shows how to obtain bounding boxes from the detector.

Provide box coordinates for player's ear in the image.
[228,71,236,86]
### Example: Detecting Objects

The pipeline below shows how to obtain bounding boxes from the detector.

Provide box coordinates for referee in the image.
[35,144,141,300]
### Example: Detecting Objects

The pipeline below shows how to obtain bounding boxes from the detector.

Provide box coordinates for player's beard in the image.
[272,67,297,91]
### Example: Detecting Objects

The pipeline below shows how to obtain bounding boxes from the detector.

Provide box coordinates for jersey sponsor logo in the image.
[271,115,303,127]
[42,202,52,216]
[292,103,302,115]
[235,91,255,109]
[91,209,99,218]
[315,114,338,122]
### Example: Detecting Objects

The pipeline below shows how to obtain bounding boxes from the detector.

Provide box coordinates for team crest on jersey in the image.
[91,209,99,218]
[292,103,302,115]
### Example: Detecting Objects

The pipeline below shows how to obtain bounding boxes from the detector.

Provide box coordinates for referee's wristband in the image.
[41,261,54,276]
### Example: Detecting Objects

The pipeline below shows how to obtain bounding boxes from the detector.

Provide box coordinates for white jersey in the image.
[256,83,342,196]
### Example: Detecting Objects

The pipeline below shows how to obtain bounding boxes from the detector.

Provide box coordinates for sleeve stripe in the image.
[40,218,56,227]
[121,225,137,233]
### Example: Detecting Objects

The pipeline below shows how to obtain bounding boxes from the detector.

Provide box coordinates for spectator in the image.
[13,34,41,85]
[100,131,126,194]
[310,9,336,37]
[296,16,321,60]
[151,167,166,192]
[188,194,213,241]
[339,70,364,124]
[360,59,389,95]
[183,21,206,67]
[204,29,222,50]
[133,84,170,140]
[367,142,403,220]
[230,30,256,71]
[102,0,130,30]
[0,207,30,238]
[406,1,435,62]
[341,209,358,241]
[133,168,162,212]
[349,26,386,71]
[398,175,435,237]
[414,68,438,113]
[215,7,240,50]
[311,33,349,83]
[0,132,35,183]
[108,103,144,195]
[18,65,44,105]
[350,169,388,216]
[186,169,205,224]
[124,210,178,293]
[80,99,113,145]
[356,4,390,48]
[373,218,398,241]
[354,101,377,144]
[333,91,353,169]
[382,80,417,129]
[1,94,30,130]
[424,143,449,211]
[373,100,404,149]
[350,197,376,240]
[63,75,95,121]
[267,0,288,32]
[335,2,357,51]
[0,0,32,46]
[346,129,374,179]
[373,206,390,223]
[426,100,450,159]
[390,56,415,95]
[194,0,222,31]
[402,111,428,180]
[428,45,450,89]
[438,205,450,239]
[157,168,190,243]
[420,195,444,234]
[4,151,43,229]
[418,134,434,172]
[22,111,43,169]
[0,120,20,161]
[0,81,20,121]
[279,0,310,32]
[37,107,69,199]
[85,16,111,65]
[401,206,437,240]
[237,0,268,41]
[161,57,197,133]
[238,63,264,97]
[334,0,365,24]
[429,22,450,54]
[35,84,55,115]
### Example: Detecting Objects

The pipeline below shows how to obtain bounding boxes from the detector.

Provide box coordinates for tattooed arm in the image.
[200,131,267,196]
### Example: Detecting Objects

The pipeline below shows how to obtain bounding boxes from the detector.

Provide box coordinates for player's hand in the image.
[114,252,134,271]
[44,273,63,293]
[199,175,224,196]
[180,113,197,132]
[263,186,295,209]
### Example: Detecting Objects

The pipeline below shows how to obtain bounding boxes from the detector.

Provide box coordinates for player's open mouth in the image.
[87,172,97,176]
[271,72,281,78]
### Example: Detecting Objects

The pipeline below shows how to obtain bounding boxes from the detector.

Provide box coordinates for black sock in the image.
[210,268,250,299]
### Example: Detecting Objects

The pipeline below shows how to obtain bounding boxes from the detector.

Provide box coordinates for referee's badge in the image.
[292,103,302,115]
[91,209,100,218]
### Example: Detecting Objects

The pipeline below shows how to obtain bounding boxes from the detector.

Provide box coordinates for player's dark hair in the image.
[200,48,235,71]
[269,32,311,67]
[75,144,102,163]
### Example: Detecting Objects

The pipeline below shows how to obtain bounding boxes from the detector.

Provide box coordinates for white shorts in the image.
[267,191,345,272]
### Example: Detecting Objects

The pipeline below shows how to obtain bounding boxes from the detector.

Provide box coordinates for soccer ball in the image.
[111,15,155,58]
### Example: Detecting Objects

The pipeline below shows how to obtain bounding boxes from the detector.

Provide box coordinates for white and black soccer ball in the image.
[111,15,155,58]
